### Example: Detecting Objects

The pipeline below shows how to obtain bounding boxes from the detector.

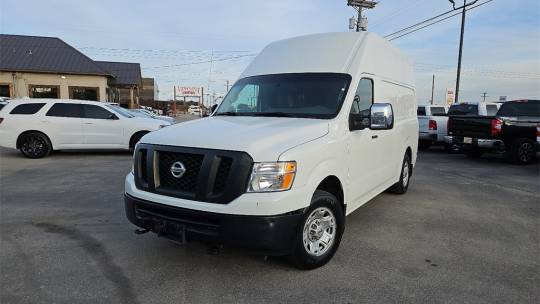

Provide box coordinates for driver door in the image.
[346,78,387,210]
[81,104,124,147]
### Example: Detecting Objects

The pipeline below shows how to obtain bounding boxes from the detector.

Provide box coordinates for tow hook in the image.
[134,228,149,235]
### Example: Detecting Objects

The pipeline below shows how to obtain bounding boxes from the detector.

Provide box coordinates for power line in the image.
[384,0,494,41]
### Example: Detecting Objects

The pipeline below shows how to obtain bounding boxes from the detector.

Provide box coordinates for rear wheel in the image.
[19,132,52,159]
[290,190,344,270]
[510,138,535,165]
[388,152,411,194]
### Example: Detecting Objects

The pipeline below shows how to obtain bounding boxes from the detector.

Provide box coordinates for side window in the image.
[9,103,46,115]
[46,103,82,118]
[82,104,113,119]
[486,104,498,116]
[350,78,373,115]
[417,106,426,116]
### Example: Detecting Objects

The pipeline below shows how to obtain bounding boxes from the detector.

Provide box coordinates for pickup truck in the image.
[445,100,540,164]
[124,32,418,269]
[417,105,448,149]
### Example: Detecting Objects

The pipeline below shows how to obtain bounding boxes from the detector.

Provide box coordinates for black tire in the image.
[464,149,483,158]
[290,190,345,270]
[18,132,52,159]
[509,138,536,165]
[388,152,412,194]
[129,131,149,150]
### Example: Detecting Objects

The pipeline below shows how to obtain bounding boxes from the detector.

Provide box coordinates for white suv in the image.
[0,99,171,158]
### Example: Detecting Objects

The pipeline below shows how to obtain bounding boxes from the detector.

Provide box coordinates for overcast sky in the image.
[1,0,539,104]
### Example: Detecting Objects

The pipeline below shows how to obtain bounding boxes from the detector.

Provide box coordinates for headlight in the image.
[159,124,168,128]
[247,161,296,192]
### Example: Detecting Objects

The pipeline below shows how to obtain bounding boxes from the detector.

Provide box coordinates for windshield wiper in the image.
[253,112,294,117]
[215,111,239,116]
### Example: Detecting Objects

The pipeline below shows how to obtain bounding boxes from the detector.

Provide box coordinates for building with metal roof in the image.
[0,34,143,108]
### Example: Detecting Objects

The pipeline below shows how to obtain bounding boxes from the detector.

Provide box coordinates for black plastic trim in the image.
[124,193,304,255]
[134,144,253,204]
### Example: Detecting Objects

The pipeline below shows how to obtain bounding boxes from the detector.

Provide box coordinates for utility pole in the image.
[431,74,435,105]
[347,1,377,32]
[481,92,488,102]
[226,80,230,92]
[449,0,478,104]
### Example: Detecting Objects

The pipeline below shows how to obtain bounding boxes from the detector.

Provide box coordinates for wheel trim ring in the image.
[302,207,336,257]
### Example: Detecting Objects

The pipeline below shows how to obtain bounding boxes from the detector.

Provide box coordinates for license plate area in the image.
[155,220,186,244]
[463,137,472,144]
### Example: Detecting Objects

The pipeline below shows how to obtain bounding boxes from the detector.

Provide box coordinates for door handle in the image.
[84,122,93,125]
[372,135,378,139]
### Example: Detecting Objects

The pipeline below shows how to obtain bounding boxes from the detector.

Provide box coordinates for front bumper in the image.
[125,193,304,255]
[445,136,505,149]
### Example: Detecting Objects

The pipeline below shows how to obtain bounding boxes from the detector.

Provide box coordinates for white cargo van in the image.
[124,32,418,269]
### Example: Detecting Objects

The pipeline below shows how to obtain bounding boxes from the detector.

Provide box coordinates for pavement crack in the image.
[32,222,139,304]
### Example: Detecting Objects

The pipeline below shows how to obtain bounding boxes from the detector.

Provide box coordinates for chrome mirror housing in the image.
[370,103,394,130]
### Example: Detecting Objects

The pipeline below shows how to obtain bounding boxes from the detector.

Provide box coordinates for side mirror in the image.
[370,103,394,130]
[108,113,119,120]
[349,112,371,131]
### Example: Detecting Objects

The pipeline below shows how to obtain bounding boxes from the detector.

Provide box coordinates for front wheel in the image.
[19,132,52,159]
[290,190,344,270]
[388,153,411,194]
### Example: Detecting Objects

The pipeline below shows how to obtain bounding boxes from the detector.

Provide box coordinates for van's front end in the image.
[124,71,351,262]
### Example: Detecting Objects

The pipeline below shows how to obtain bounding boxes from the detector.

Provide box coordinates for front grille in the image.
[134,144,253,204]
[213,157,232,194]
[157,151,204,192]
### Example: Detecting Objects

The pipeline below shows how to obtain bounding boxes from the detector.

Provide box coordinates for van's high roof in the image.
[240,32,414,87]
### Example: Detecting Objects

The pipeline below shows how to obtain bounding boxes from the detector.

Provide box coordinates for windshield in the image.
[448,104,478,116]
[214,73,352,119]
[105,104,134,118]
[129,109,151,118]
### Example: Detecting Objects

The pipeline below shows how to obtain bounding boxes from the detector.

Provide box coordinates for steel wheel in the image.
[302,207,336,257]
[402,158,410,188]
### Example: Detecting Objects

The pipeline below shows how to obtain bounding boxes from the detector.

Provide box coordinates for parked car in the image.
[417,105,448,149]
[130,108,176,124]
[446,99,540,164]
[124,32,418,269]
[0,98,9,111]
[0,99,171,158]
[447,101,500,117]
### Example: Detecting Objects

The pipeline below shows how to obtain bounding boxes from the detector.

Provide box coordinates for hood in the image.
[141,116,329,161]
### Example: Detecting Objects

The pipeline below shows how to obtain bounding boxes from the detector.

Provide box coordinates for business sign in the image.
[176,86,201,97]
[445,88,455,105]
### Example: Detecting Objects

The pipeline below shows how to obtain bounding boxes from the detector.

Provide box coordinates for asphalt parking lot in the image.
[1,146,538,304]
